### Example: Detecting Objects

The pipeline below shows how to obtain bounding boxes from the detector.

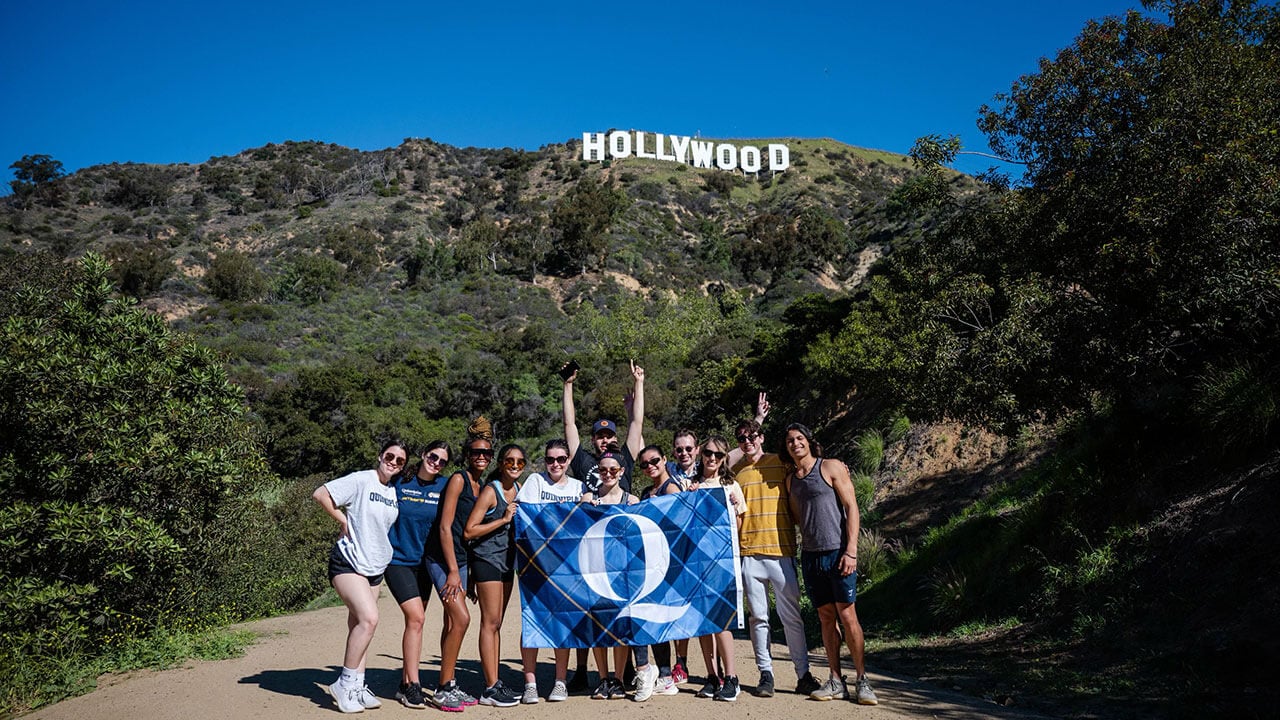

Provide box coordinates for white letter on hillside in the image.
[716,144,738,171]
[669,135,691,164]
[740,145,761,173]
[768,144,791,172]
[582,133,607,162]
[635,131,656,159]
[655,133,675,162]
[691,140,715,169]
[610,130,632,159]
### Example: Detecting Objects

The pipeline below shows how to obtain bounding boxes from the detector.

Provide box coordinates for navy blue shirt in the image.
[387,471,448,566]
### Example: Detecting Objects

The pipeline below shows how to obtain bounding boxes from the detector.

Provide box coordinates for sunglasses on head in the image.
[468,448,494,458]
[701,449,726,460]
[423,452,448,466]
[545,454,569,465]
[638,457,663,469]
[502,457,526,469]
[382,452,407,467]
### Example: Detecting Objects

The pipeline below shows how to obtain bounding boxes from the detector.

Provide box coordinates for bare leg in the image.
[835,602,866,678]
[333,574,380,672]
[438,588,472,685]
[399,595,426,684]
[816,604,843,678]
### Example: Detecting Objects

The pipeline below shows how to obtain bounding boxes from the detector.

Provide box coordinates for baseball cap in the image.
[592,419,618,435]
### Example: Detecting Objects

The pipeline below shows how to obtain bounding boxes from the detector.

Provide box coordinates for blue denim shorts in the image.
[424,555,469,599]
[800,549,858,607]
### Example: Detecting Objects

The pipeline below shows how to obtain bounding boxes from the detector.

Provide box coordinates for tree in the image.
[548,176,630,275]
[8,154,65,206]
[0,253,275,678]
[834,0,1280,429]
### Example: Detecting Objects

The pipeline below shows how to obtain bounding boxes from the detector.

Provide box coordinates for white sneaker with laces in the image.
[855,677,879,705]
[633,663,659,702]
[547,680,569,702]
[328,681,366,714]
[357,686,381,709]
[655,675,679,696]
[521,683,540,704]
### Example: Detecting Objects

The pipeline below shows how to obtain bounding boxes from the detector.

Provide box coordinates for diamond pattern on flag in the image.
[515,488,743,648]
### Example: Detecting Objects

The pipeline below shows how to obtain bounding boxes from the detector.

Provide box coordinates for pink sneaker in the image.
[671,663,688,684]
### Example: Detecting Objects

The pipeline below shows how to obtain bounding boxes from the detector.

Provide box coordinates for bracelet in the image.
[844,553,857,560]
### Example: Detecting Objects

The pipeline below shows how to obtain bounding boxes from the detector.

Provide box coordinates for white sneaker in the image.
[547,680,569,702]
[357,686,381,709]
[633,663,659,702]
[328,681,366,714]
[655,675,679,696]
[855,677,878,705]
[521,683,540,704]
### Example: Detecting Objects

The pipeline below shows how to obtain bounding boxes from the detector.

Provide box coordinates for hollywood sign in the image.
[582,131,790,174]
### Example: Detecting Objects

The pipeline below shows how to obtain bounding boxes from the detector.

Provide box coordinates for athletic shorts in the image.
[328,546,384,586]
[384,564,431,604]
[800,549,857,607]
[471,558,514,584]
[423,555,469,599]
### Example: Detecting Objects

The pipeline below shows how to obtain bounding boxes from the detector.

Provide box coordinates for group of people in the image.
[313,362,878,713]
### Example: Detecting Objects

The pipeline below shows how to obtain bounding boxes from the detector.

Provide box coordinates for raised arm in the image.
[625,360,645,458]
[562,368,581,457]
[826,459,862,578]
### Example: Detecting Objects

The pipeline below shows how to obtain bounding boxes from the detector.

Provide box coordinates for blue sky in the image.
[1,1,1144,190]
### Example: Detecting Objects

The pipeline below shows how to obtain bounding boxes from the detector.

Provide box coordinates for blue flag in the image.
[515,489,743,649]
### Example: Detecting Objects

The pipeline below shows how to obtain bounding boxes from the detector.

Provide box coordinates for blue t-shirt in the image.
[387,471,448,566]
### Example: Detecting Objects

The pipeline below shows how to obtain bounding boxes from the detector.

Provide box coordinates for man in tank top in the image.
[781,423,878,706]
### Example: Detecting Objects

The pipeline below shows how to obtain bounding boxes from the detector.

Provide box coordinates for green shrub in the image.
[1194,361,1277,449]
[106,240,174,297]
[854,428,885,475]
[206,251,268,301]
[273,254,345,304]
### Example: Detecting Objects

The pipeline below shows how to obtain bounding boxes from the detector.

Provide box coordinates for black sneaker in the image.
[715,675,741,702]
[397,681,427,709]
[480,681,520,708]
[795,671,821,695]
[606,677,628,700]
[754,670,774,697]
[567,669,590,692]
[592,679,613,700]
[696,676,720,698]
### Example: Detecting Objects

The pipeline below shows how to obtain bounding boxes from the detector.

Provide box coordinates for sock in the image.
[339,667,359,687]
[355,672,365,688]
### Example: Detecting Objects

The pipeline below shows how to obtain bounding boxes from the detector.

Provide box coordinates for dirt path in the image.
[28,591,1049,720]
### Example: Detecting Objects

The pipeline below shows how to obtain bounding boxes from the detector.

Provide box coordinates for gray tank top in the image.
[790,459,846,552]
[471,480,517,571]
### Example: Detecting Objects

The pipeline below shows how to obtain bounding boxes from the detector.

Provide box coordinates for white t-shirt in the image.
[325,469,399,576]
[517,472,585,504]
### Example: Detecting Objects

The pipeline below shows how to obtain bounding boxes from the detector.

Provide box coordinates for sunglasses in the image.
[638,457,664,469]
[423,452,448,466]
[502,457,527,469]
[599,467,623,477]
[545,455,570,465]
[468,448,494,458]
[701,449,726,460]
[674,446,695,454]
[735,433,760,444]
[382,453,407,467]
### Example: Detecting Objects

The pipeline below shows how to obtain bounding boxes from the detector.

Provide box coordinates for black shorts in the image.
[328,546,384,586]
[384,564,431,604]
[471,558,514,584]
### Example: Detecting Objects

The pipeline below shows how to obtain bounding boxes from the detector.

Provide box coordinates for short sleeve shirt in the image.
[324,469,399,575]
[571,445,634,495]
[731,452,797,557]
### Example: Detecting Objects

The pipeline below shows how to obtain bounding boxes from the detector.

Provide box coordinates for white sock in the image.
[355,672,366,688]
[339,667,359,687]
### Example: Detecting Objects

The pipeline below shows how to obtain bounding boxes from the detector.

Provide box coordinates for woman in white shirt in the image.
[313,439,406,714]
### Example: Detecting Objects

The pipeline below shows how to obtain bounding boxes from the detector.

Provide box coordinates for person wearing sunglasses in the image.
[583,452,639,700]
[730,414,819,699]
[464,444,528,708]
[383,440,453,709]
[312,439,407,714]
[689,434,747,702]
[665,429,700,490]
[629,445,683,700]
[513,439,584,702]
[561,360,646,690]
[424,425,492,711]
